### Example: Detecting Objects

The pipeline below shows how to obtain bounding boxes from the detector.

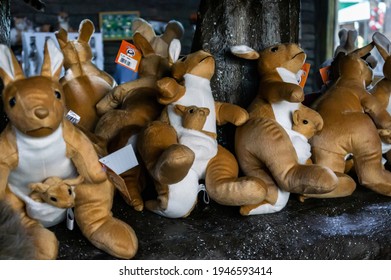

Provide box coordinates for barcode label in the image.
[118,53,137,71]
[66,110,81,124]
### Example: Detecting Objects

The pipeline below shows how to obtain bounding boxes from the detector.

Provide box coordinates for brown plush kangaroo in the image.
[231,43,338,215]
[55,19,117,133]
[309,42,391,199]
[0,39,137,259]
[28,175,84,208]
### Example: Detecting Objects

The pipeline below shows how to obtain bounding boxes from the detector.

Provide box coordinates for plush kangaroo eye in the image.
[303,120,309,124]
[68,188,72,195]
[9,97,16,108]
[271,46,279,52]
[50,196,58,202]
[189,108,194,113]
[54,91,61,99]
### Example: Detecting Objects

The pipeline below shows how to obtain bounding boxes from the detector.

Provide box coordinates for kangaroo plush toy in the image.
[231,43,338,215]
[28,175,83,208]
[0,39,138,259]
[55,19,117,133]
[369,32,391,163]
[309,42,391,199]
[137,40,268,218]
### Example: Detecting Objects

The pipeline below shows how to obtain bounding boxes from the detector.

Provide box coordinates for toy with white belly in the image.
[0,39,138,259]
[138,40,268,218]
[231,43,338,215]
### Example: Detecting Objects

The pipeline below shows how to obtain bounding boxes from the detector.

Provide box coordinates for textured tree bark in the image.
[0,0,11,132]
[192,0,300,149]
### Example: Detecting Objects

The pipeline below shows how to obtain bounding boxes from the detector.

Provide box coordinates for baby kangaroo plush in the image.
[28,175,83,208]
[0,39,137,259]
[138,40,268,218]
[231,43,338,215]
[309,42,391,199]
[55,19,117,133]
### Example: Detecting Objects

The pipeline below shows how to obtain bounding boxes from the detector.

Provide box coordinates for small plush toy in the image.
[230,43,339,215]
[55,19,117,133]
[137,40,267,218]
[94,18,184,211]
[292,105,323,140]
[28,175,83,208]
[174,104,216,139]
[309,42,391,199]
[0,39,137,259]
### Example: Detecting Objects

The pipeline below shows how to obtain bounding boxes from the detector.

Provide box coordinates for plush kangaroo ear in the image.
[63,175,84,186]
[173,104,186,116]
[292,110,300,125]
[169,39,181,64]
[78,19,94,43]
[28,182,50,193]
[351,42,374,58]
[373,32,391,60]
[133,32,155,56]
[41,38,64,80]
[230,45,260,60]
[0,44,25,87]
[55,28,68,49]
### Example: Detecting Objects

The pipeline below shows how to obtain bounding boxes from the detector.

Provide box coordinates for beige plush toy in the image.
[0,39,137,259]
[137,40,267,218]
[94,19,184,211]
[55,19,117,133]
[230,43,338,215]
[369,32,391,163]
[28,175,83,208]
[309,42,391,199]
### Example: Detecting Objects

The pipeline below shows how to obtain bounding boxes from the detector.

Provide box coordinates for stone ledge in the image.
[53,184,391,260]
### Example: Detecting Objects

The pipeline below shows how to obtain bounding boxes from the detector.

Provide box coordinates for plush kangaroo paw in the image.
[89,217,138,259]
[153,144,195,185]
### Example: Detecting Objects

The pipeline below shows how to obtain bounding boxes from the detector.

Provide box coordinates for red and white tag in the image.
[115,40,142,72]
[299,63,311,88]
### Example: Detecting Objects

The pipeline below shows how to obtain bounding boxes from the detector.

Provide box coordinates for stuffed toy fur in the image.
[0,200,35,259]
[308,42,391,199]
[131,17,184,58]
[55,19,117,133]
[137,40,268,218]
[94,19,183,211]
[231,43,339,215]
[369,32,391,163]
[28,175,83,208]
[0,39,137,259]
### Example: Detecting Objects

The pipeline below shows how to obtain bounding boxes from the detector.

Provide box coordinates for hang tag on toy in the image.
[299,63,311,88]
[104,165,132,204]
[115,40,142,72]
[99,144,138,175]
[66,110,81,124]
[66,208,74,230]
[319,65,331,85]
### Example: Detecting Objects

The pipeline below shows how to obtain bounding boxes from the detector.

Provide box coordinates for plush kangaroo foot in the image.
[89,217,138,259]
[26,224,58,260]
[284,164,338,194]
[152,144,195,185]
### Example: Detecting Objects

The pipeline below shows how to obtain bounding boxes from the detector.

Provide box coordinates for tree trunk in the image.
[0,0,11,132]
[192,0,300,149]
